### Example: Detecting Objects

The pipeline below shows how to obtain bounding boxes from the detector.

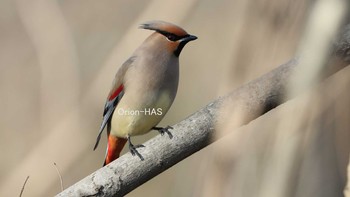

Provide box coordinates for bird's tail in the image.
[103,135,127,166]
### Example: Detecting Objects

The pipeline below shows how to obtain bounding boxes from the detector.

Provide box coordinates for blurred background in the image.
[0,0,349,196]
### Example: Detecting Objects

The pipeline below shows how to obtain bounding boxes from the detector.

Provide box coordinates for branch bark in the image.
[56,24,350,197]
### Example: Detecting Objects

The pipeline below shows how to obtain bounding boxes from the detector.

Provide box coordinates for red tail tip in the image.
[104,136,127,166]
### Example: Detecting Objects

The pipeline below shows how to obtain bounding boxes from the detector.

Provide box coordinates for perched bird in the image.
[94,20,197,166]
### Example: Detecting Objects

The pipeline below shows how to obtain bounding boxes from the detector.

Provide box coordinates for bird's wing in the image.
[93,57,135,150]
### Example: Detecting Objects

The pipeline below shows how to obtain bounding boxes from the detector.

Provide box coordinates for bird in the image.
[93,20,197,166]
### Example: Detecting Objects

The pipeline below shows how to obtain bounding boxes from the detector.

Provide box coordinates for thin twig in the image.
[54,162,64,191]
[19,176,29,197]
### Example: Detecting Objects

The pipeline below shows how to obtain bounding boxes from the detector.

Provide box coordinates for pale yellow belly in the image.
[111,91,173,138]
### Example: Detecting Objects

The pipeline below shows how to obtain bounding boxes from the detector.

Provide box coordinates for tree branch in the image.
[56,23,350,197]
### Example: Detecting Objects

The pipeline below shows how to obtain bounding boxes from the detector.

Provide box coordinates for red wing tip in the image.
[108,84,124,101]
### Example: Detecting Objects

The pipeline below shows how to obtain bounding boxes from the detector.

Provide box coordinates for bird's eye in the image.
[166,34,177,41]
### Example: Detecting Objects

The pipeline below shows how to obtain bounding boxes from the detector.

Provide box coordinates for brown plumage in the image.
[94,20,197,166]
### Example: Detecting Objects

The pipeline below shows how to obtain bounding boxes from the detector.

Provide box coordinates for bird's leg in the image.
[127,135,145,161]
[152,126,173,139]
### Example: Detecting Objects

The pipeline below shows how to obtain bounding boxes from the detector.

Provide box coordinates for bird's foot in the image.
[153,126,173,139]
[127,136,145,161]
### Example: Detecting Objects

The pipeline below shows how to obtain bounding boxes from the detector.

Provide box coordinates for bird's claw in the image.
[127,136,145,161]
[153,126,173,139]
[129,144,145,160]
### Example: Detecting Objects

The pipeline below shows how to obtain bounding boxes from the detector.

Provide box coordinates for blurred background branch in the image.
[346,161,350,197]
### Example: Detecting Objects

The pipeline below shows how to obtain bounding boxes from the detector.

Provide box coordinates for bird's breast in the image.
[110,52,179,137]
[111,89,175,137]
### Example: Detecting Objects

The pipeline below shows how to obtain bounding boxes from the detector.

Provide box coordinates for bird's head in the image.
[139,20,197,57]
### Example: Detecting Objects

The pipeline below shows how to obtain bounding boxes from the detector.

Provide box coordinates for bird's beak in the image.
[181,34,198,42]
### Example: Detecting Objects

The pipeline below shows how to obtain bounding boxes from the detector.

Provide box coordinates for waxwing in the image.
[94,20,197,166]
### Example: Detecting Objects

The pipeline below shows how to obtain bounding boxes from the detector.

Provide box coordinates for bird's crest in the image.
[139,20,188,37]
